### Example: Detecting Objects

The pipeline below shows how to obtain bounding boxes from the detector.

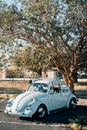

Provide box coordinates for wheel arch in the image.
[66,94,77,108]
[33,103,49,118]
[37,103,49,114]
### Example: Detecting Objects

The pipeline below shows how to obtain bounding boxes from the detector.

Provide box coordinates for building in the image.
[0,68,6,78]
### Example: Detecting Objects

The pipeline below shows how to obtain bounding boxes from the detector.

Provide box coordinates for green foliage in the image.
[6,69,16,78]
[13,45,51,76]
[6,69,24,78]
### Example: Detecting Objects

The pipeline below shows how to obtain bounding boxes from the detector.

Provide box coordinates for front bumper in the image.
[4,107,33,118]
[4,109,20,116]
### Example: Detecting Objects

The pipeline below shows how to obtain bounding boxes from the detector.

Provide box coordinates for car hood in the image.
[12,91,47,111]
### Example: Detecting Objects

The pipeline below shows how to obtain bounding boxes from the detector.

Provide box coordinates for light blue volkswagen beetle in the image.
[4,78,77,118]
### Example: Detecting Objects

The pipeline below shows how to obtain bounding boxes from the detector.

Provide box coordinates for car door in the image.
[60,85,71,106]
[48,92,64,111]
[48,81,66,111]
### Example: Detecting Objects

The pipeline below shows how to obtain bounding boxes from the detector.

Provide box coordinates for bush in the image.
[6,69,24,78]
[6,69,16,78]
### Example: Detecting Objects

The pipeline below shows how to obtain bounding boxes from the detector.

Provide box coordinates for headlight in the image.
[26,105,32,110]
[6,98,14,107]
[7,101,13,107]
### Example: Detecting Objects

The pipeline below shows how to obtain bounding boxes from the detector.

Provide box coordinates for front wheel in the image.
[35,104,47,118]
[69,98,77,109]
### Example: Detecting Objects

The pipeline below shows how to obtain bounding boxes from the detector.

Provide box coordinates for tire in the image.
[69,98,77,109]
[35,104,47,118]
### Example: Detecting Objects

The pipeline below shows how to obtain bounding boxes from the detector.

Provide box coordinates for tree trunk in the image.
[38,69,42,76]
[68,78,74,93]
[72,69,78,83]
[63,75,74,93]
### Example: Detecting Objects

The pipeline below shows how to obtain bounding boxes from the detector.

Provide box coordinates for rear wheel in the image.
[69,98,77,109]
[35,104,47,118]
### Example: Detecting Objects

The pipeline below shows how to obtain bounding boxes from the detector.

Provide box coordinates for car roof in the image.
[33,78,64,84]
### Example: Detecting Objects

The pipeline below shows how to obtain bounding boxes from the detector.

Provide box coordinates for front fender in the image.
[28,100,49,116]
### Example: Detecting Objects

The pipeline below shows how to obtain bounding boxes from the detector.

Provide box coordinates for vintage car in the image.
[4,78,77,118]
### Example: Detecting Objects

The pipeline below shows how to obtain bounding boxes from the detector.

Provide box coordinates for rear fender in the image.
[66,94,77,108]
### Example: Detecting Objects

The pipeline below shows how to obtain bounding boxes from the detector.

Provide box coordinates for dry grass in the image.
[0,81,28,90]
[0,80,87,99]
[0,94,14,99]
[0,81,29,99]
[0,80,87,90]
[74,83,87,90]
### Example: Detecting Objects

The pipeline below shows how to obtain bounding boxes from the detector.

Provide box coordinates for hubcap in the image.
[38,107,46,118]
[71,100,76,109]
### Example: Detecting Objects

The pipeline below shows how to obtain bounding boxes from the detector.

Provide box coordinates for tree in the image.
[0,1,30,68]
[13,45,51,76]
[18,0,87,92]
[0,0,87,92]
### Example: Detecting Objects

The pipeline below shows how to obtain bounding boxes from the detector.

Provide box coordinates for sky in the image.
[2,0,21,9]
[2,0,15,5]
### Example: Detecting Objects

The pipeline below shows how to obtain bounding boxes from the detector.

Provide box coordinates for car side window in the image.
[61,85,70,93]
[53,81,60,93]
[53,84,60,93]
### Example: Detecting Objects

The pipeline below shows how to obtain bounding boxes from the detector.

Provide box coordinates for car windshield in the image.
[29,83,48,93]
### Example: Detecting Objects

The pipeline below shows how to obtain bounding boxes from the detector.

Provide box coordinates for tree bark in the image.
[72,69,78,83]
[63,75,74,93]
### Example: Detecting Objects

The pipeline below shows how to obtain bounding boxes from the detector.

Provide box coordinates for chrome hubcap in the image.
[38,107,45,118]
[71,100,76,109]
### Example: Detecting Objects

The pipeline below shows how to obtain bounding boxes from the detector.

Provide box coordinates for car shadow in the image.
[75,90,87,99]
[20,105,87,126]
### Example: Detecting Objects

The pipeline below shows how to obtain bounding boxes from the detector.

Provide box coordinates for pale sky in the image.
[2,0,15,5]
[2,0,21,9]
